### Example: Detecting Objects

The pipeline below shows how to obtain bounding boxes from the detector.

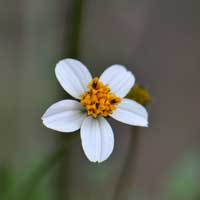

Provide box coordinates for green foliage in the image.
[0,164,16,199]
[164,152,200,200]
[0,159,58,200]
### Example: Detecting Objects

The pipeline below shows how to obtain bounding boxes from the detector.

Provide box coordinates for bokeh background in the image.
[1,0,200,200]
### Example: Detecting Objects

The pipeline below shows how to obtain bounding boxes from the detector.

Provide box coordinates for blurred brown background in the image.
[1,0,200,200]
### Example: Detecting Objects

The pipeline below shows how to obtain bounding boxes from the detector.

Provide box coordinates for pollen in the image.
[80,77,121,118]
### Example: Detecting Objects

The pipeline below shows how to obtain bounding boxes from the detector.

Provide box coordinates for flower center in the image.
[80,77,121,118]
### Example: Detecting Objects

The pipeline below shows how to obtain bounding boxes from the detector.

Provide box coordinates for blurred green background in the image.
[1,0,200,200]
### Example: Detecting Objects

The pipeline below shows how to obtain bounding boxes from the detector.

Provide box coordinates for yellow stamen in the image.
[80,77,121,118]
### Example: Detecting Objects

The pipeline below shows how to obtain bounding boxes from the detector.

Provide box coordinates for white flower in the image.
[42,59,148,163]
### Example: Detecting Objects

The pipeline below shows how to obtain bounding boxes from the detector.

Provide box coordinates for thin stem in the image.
[64,0,83,58]
[57,134,78,200]
[113,127,140,200]
[58,0,84,199]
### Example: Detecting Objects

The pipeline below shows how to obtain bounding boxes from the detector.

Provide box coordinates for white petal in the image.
[80,116,114,163]
[55,58,92,99]
[110,98,148,127]
[42,100,86,132]
[99,64,135,98]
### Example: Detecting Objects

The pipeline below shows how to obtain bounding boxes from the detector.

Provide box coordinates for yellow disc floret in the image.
[80,77,121,118]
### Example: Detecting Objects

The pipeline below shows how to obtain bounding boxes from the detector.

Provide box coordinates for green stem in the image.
[58,0,84,199]
[65,0,83,58]
[112,127,140,200]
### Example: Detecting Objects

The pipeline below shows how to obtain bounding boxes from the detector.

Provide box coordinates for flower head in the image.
[80,77,121,117]
[126,84,151,106]
[42,59,148,163]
